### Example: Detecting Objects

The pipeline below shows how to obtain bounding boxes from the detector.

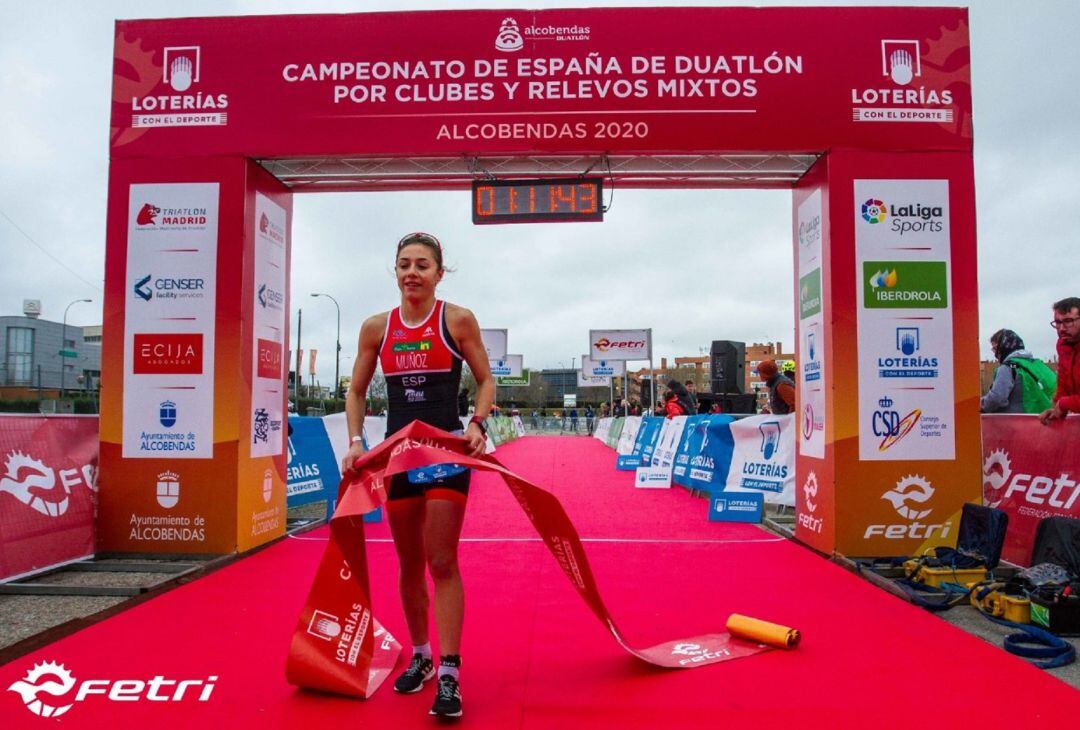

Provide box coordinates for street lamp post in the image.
[311,293,341,409]
[61,299,92,397]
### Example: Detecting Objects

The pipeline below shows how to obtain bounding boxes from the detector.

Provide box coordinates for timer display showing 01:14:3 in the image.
[471,178,604,224]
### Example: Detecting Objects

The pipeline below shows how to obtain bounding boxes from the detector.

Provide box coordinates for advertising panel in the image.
[581,355,626,378]
[480,329,508,359]
[122,183,218,459]
[671,415,736,492]
[0,416,98,581]
[725,414,796,506]
[796,189,826,459]
[577,370,611,387]
[982,415,1080,566]
[854,179,955,461]
[250,192,288,458]
[589,329,651,362]
[489,353,523,378]
[111,9,971,161]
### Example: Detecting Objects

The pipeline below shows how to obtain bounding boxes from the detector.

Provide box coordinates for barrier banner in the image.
[982,415,1080,566]
[287,421,771,697]
[594,417,612,444]
[617,416,663,470]
[635,416,688,488]
[605,418,626,450]
[512,415,526,437]
[286,417,339,507]
[616,416,642,455]
[726,414,796,506]
[672,415,736,493]
[0,415,98,581]
[709,492,765,523]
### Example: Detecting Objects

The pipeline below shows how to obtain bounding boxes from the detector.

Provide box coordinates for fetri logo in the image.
[864,474,951,539]
[798,471,824,535]
[861,198,887,224]
[136,203,160,226]
[133,333,203,375]
[983,448,1080,511]
[593,337,646,352]
[6,660,217,718]
[0,451,95,518]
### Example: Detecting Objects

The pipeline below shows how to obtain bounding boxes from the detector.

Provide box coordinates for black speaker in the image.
[710,340,745,394]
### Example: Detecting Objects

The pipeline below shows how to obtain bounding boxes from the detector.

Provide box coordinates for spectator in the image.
[757,359,795,415]
[981,329,1055,414]
[684,380,699,414]
[667,379,696,417]
[613,400,625,418]
[709,402,723,414]
[585,405,594,434]
[1041,296,1080,425]
[530,409,539,430]
[654,399,666,416]
[570,407,579,432]
[662,389,686,418]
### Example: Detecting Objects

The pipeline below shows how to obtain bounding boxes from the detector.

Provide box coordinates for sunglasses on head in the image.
[397,232,442,250]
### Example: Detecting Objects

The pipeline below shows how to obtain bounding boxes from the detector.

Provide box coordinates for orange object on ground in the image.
[726,614,801,648]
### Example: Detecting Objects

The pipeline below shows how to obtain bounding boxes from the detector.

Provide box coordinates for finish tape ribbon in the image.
[286,421,798,698]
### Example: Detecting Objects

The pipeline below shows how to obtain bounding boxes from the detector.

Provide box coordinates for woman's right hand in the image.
[341,441,366,474]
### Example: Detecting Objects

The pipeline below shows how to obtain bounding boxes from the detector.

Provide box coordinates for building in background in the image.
[1,315,102,400]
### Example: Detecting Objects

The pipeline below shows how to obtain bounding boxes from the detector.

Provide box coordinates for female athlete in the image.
[343,232,494,719]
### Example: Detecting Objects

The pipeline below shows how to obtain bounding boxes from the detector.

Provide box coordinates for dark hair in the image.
[397,231,444,271]
[1053,297,1080,315]
[989,329,1024,362]
[684,380,694,387]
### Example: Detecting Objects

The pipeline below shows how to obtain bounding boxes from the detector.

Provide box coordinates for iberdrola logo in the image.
[868,269,898,289]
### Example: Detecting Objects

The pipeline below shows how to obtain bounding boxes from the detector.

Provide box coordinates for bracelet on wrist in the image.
[469,415,487,435]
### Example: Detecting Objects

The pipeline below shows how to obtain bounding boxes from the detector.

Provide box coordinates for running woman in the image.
[342,232,494,719]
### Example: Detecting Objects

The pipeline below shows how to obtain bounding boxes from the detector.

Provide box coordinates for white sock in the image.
[413,642,432,660]
[438,654,461,680]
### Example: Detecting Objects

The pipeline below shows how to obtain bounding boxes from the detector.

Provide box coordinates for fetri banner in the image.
[0,416,98,581]
[589,329,651,362]
[982,415,1080,566]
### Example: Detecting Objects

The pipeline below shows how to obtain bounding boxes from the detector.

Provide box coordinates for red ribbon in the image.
[286,421,768,697]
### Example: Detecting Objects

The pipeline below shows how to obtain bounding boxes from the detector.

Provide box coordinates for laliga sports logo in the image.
[136,203,160,226]
[495,18,524,52]
[7,661,218,718]
[861,199,887,224]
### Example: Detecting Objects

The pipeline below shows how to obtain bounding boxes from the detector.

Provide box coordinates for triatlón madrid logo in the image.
[495,18,524,52]
[136,203,160,226]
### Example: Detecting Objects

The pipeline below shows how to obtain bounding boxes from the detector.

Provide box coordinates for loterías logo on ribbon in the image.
[7,661,218,718]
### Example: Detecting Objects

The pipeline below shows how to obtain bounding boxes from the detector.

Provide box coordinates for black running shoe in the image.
[429,675,462,718]
[393,653,435,694]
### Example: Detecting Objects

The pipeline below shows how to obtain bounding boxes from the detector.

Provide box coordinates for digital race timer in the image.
[471,178,604,224]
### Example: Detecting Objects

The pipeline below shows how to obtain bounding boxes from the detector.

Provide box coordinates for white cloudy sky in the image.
[2,0,1077,388]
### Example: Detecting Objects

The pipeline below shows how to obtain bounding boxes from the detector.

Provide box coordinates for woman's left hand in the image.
[464,423,486,457]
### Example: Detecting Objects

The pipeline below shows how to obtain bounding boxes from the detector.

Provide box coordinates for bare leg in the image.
[424,498,467,655]
[387,498,429,645]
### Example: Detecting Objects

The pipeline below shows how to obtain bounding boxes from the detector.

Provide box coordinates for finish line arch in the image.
[100,6,978,558]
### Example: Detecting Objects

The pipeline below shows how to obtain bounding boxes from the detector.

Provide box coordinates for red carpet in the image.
[3,436,1078,727]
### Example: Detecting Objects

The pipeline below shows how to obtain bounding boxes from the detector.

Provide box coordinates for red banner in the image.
[287,421,776,697]
[112,7,970,160]
[0,416,98,581]
[982,415,1080,566]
